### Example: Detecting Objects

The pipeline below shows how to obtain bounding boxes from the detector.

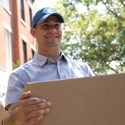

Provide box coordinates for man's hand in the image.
[3,91,52,125]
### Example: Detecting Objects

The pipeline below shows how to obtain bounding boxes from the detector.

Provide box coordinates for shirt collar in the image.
[33,52,67,67]
[33,53,47,66]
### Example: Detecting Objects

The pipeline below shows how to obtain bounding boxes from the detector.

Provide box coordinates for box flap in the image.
[25,73,125,125]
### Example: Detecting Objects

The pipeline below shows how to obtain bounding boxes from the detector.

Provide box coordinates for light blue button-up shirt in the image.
[5,52,94,108]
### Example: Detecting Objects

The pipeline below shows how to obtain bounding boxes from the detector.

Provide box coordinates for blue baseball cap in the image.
[32,7,64,28]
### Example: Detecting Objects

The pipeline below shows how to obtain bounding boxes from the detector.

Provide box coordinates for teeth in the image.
[46,36,58,38]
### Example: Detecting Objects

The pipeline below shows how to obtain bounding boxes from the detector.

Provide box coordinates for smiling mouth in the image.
[46,35,58,38]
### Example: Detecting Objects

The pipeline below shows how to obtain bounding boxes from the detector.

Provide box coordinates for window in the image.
[0,0,2,5]
[31,49,35,58]
[29,7,32,27]
[4,0,10,10]
[5,30,12,73]
[20,0,25,21]
[31,0,35,3]
[3,0,11,15]
[22,40,27,63]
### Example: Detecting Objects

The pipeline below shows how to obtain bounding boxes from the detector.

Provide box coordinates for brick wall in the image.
[0,0,40,100]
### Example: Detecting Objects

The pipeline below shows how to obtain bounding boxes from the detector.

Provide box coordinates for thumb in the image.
[19,91,31,100]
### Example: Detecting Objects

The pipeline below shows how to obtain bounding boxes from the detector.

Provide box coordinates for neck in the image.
[37,47,60,60]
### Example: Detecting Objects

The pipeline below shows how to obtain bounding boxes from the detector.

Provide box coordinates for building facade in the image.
[0,0,40,102]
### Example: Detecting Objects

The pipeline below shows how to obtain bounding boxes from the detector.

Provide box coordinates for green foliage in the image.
[54,0,125,75]
[13,60,21,69]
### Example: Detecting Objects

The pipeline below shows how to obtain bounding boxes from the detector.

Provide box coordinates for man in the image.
[3,7,94,125]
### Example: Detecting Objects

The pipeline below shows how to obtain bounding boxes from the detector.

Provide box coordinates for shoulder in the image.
[12,60,32,74]
[67,58,94,76]
[8,60,33,83]
[67,58,88,67]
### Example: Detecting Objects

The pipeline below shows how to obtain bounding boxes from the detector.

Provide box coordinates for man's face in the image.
[31,15,62,49]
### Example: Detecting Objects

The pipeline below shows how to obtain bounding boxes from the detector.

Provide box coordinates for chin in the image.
[48,41,60,47]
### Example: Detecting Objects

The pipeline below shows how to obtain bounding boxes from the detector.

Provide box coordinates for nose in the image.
[48,26,57,33]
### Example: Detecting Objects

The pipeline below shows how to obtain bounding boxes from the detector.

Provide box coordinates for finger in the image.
[25,114,44,125]
[18,98,41,111]
[24,101,52,113]
[40,98,47,102]
[24,97,45,106]
[25,108,50,122]
[20,91,31,100]
[24,97,52,106]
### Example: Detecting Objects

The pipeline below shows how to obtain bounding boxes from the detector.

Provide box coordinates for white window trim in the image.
[30,44,36,52]
[21,34,28,43]
[4,7,12,15]
[5,29,12,73]
[0,60,5,71]
[3,0,11,15]
[27,0,33,9]
[20,19,27,27]
[4,22,12,33]
[0,0,2,5]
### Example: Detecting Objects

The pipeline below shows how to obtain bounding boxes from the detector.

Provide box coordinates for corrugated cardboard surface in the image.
[25,73,125,125]
[0,104,6,125]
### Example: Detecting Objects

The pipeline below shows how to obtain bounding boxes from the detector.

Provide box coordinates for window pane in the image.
[0,0,2,4]
[5,30,12,73]
[22,41,27,63]
[32,49,35,58]
[4,0,10,10]
[20,0,25,21]
[29,7,32,27]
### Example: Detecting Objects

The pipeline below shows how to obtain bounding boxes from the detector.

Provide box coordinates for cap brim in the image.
[37,13,64,25]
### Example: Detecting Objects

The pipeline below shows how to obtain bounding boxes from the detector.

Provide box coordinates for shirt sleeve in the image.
[5,69,27,110]
[67,58,94,78]
[72,59,94,77]
[82,63,94,77]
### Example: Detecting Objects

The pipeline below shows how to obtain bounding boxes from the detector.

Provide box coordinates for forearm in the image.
[2,109,22,125]
[2,111,14,125]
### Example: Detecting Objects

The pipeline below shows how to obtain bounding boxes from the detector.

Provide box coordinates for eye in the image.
[42,23,50,29]
[54,24,61,29]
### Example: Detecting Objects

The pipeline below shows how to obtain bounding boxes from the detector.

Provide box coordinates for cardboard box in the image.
[25,73,125,125]
[0,104,6,125]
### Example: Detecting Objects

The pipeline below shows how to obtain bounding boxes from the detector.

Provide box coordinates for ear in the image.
[30,28,36,38]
